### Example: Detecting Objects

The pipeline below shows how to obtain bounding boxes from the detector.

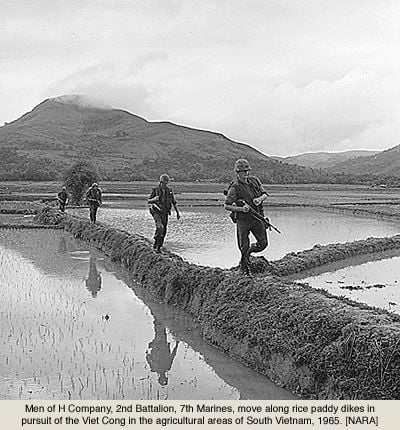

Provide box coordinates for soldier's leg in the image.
[152,212,164,250]
[159,214,169,247]
[249,219,268,254]
[93,205,98,223]
[236,220,251,273]
[89,205,94,222]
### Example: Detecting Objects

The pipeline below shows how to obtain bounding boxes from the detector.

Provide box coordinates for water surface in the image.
[294,255,400,315]
[71,206,400,268]
[0,229,294,400]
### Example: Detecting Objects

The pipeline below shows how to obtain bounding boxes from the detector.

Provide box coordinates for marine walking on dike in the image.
[57,186,68,212]
[148,174,181,253]
[224,158,269,276]
[85,182,102,223]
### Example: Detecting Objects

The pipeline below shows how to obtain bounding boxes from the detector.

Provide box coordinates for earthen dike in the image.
[28,204,400,399]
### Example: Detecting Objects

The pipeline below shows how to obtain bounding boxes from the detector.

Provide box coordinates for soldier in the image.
[146,317,179,386]
[85,182,102,223]
[224,159,269,276]
[57,186,68,212]
[148,174,180,253]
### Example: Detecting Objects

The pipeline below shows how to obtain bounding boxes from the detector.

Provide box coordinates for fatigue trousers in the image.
[59,202,66,212]
[89,203,99,223]
[236,216,268,272]
[152,211,169,250]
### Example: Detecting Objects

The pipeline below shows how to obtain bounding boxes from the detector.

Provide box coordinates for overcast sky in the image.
[2,0,399,156]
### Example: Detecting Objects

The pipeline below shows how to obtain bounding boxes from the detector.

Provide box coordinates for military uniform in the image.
[148,184,177,251]
[57,189,68,212]
[225,175,268,274]
[86,185,102,223]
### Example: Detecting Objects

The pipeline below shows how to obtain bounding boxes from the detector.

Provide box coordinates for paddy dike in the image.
[34,207,400,400]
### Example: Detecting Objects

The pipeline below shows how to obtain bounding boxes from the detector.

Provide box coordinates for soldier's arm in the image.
[224,187,249,213]
[148,188,159,203]
[253,177,269,206]
[171,191,180,219]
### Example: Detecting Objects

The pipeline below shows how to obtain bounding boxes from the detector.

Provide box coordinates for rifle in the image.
[237,199,281,234]
[149,202,162,213]
[87,198,101,205]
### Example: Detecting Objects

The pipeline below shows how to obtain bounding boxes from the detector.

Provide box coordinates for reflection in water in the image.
[146,318,179,386]
[58,236,67,254]
[85,255,102,298]
[125,277,296,400]
[0,228,296,399]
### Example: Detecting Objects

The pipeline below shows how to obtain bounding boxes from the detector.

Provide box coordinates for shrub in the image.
[63,160,99,205]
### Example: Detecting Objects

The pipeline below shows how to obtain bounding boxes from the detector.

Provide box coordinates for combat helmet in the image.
[159,173,170,183]
[234,159,251,172]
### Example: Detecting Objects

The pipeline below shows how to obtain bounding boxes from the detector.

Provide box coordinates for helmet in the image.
[92,183,98,187]
[159,173,170,183]
[234,159,251,172]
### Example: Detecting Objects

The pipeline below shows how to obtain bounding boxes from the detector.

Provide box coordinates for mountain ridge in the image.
[1,95,304,182]
[277,150,380,169]
[2,95,399,184]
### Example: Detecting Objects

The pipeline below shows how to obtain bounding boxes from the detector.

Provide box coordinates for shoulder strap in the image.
[234,178,263,213]
[234,182,254,204]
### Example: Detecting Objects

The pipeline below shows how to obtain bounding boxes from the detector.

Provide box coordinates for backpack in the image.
[223,181,238,223]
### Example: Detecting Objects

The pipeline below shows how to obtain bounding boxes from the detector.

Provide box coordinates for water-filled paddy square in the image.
[293,254,400,315]
[2,183,400,399]
[70,205,400,268]
[0,229,295,400]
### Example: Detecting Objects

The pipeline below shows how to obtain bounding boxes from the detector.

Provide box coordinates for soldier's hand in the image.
[253,196,263,206]
[242,204,250,213]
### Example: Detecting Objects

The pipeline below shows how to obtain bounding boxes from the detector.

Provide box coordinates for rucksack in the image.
[223,181,238,223]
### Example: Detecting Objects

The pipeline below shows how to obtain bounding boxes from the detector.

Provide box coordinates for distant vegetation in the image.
[1,95,400,187]
[63,160,99,205]
[0,147,59,181]
[1,145,399,187]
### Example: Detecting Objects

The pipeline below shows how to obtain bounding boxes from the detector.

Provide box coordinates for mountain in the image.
[0,95,311,182]
[328,145,400,176]
[279,150,380,169]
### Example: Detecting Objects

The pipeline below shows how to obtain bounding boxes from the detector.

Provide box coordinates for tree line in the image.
[1,147,400,187]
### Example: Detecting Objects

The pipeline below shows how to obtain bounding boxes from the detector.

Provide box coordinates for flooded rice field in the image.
[70,205,400,268]
[0,228,295,400]
[293,253,400,315]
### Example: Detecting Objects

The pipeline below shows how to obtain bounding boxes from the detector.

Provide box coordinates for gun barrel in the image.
[238,200,281,233]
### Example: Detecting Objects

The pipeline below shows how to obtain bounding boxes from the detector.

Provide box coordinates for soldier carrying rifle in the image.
[148,174,181,253]
[85,182,102,223]
[224,159,270,276]
[57,186,68,212]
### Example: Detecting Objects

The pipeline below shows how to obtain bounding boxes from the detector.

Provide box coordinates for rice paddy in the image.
[0,228,294,400]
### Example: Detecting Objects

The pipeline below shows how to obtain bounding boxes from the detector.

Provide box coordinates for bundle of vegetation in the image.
[63,160,99,205]
[33,206,64,225]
